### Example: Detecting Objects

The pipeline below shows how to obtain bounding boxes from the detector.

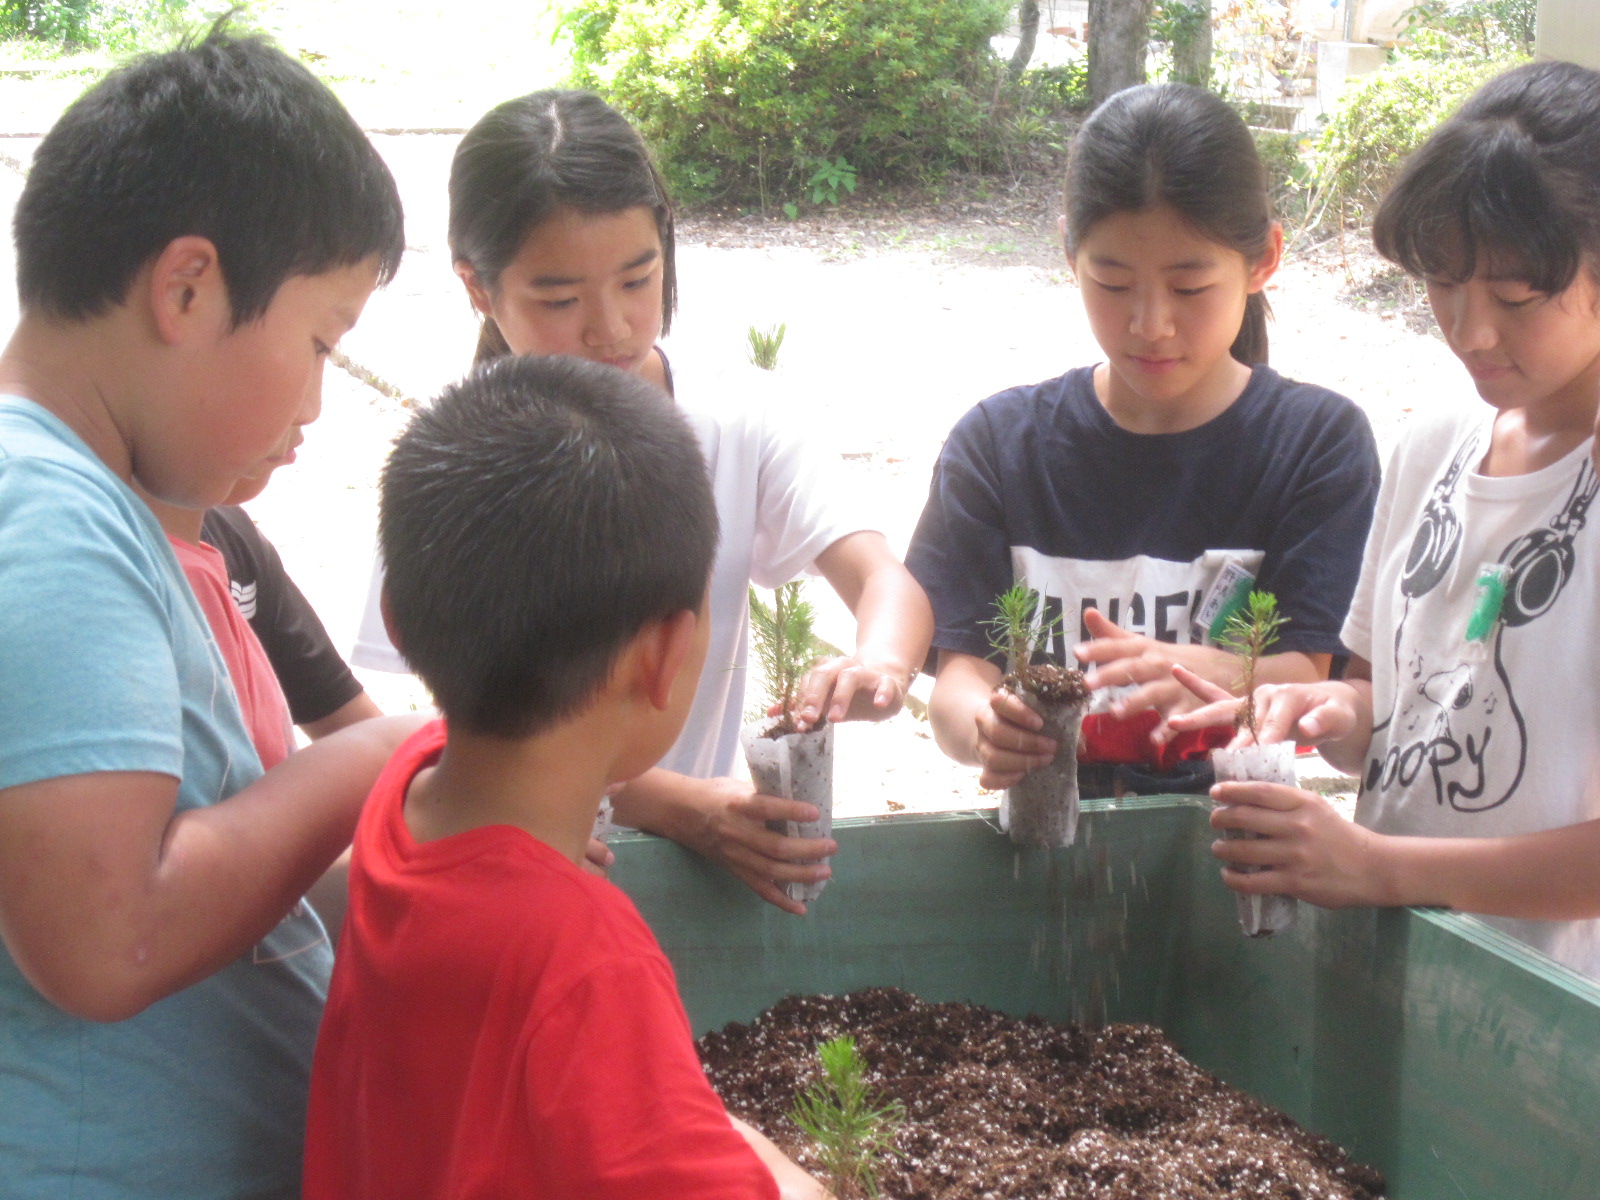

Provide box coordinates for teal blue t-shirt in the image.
[0,399,332,1199]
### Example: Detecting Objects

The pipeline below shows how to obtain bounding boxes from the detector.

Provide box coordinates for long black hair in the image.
[1375,60,1600,294]
[1063,84,1275,366]
[449,89,677,365]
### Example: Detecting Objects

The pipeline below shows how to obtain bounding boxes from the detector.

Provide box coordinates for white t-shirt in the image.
[351,355,867,779]
[1343,405,1600,978]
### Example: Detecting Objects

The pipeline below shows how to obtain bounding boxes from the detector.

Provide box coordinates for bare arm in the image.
[0,714,420,1021]
[299,689,383,740]
[793,531,933,731]
[609,768,836,917]
[728,1116,833,1200]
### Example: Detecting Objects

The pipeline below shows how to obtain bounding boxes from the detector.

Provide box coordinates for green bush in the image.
[1397,0,1535,61]
[559,0,1012,206]
[1309,54,1517,222]
[0,0,192,50]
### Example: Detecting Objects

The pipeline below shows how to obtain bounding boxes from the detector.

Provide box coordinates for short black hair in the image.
[380,356,717,738]
[14,20,404,325]
[1375,60,1600,292]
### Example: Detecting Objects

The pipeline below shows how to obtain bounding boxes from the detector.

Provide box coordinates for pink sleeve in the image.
[525,954,781,1200]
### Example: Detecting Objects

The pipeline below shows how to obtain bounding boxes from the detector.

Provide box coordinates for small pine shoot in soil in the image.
[749,581,821,732]
[984,581,1084,702]
[1215,590,1288,742]
[747,322,787,370]
[790,1035,904,1200]
[985,582,1058,679]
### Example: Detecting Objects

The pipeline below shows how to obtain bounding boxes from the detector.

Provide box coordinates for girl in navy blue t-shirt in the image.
[907,83,1380,799]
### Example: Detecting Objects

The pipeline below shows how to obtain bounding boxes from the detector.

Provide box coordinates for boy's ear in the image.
[454,260,495,319]
[636,609,701,712]
[1247,222,1285,294]
[146,236,228,345]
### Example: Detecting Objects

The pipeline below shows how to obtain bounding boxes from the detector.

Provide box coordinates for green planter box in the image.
[611,800,1600,1200]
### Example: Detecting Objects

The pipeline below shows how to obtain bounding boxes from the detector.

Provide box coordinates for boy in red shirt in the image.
[303,355,825,1199]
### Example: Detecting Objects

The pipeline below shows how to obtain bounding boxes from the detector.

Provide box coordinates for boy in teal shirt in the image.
[0,24,411,1198]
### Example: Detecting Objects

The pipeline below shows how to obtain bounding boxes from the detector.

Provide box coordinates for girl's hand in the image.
[1171,676,1362,748]
[974,687,1058,790]
[1074,608,1232,739]
[581,837,615,879]
[784,654,910,731]
[676,777,838,916]
[1210,780,1395,908]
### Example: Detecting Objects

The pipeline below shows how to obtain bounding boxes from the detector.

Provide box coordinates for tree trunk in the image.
[1008,0,1041,79]
[1171,0,1213,90]
[1088,0,1154,108]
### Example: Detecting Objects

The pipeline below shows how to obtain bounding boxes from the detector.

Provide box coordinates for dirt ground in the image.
[0,133,1458,816]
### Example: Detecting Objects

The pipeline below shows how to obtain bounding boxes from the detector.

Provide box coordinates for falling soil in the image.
[700,988,1385,1200]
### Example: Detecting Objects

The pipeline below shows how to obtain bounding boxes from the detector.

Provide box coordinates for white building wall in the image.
[1537,0,1600,70]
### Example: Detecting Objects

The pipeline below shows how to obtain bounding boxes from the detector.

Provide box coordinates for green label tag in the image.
[1465,563,1508,646]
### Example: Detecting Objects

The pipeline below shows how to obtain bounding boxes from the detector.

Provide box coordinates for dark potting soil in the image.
[1007,663,1091,705]
[700,988,1385,1200]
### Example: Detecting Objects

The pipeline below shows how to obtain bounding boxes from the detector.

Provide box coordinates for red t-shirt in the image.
[169,535,294,769]
[304,721,777,1200]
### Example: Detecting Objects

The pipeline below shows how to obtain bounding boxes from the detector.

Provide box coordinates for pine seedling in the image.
[1215,589,1288,742]
[790,1035,904,1200]
[749,581,821,731]
[747,322,787,370]
[984,581,1063,686]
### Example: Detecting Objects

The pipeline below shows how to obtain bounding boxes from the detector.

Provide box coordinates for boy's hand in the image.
[785,654,910,731]
[1210,780,1395,908]
[975,687,1058,790]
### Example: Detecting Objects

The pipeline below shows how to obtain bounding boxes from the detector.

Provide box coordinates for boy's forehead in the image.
[272,255,384,324]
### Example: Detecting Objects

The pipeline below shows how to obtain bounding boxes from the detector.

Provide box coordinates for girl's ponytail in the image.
[1231,292,1270,367]
[473,316,513,367]
[1064,84,1276,365]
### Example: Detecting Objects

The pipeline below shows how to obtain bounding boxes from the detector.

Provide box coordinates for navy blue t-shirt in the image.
[906,364,1380,765]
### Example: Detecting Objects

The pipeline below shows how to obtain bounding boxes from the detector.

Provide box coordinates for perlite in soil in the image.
[741,581,834,904]
[987,583,1090,848]
[1212,589,1297,937]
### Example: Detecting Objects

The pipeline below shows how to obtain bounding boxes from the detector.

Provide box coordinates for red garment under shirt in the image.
[303,721,777,1200]
[169,535,294,769]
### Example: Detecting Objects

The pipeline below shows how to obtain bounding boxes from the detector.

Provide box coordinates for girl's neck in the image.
[1092,354,1253,435]
[1479,357,1600,478]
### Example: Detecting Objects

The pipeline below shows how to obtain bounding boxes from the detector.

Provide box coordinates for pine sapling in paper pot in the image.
[741,581,834,905]
[988,583,1089,848]
[1210,590,1298,937]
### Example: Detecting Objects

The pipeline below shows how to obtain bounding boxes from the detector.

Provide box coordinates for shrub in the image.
[0,0,192,50]
[1308,53,1515,223]
[559,0,1012,206]
[1396,0,1535,61]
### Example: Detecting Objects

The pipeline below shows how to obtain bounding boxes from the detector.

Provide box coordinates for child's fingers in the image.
[1171,664,1234,706]
[1074,636,1149,666]
[1218,865,1296,896]
[988,687,1047,732]
[1209,780,1309,812]
[1080,606,1132,642]
[1166,696,1242,733]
